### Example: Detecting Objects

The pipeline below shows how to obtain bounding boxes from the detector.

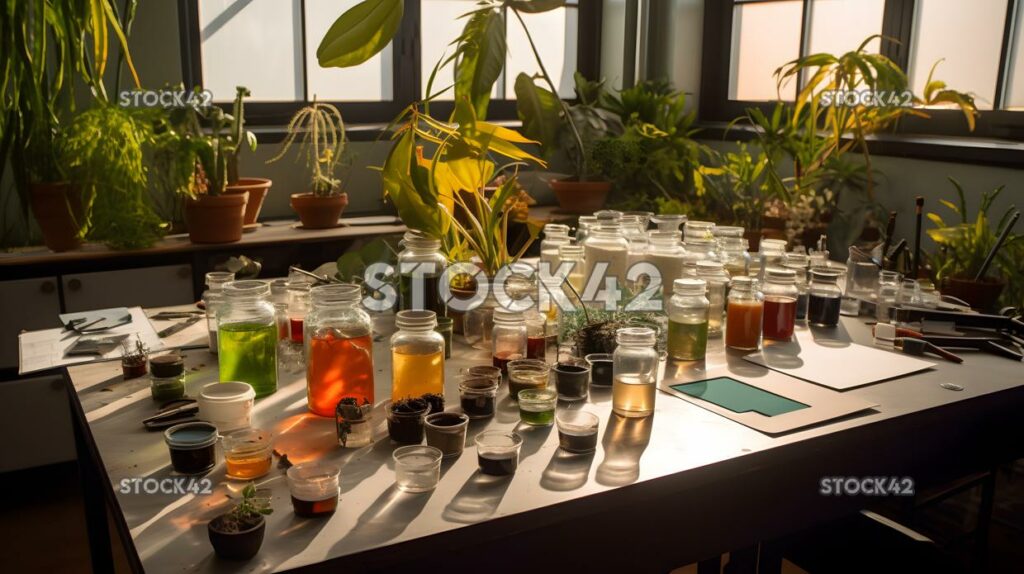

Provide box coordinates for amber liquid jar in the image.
[287,462,340,517]
[725,277,764,351]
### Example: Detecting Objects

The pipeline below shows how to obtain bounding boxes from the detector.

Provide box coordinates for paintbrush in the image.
[881,211,897,262]
[913,196,924,278]
[974,209,1019,281]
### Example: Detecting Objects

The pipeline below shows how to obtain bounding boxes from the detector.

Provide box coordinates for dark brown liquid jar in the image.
[164,422,218,475]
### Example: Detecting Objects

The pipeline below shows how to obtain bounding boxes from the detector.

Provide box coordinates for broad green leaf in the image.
[317,0,404,68]
[514,73,560,154]
[506,0,565,13]
[454,9,506,119]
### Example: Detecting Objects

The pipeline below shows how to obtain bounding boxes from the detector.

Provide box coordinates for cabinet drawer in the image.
[63,265,194,313]
[0,277,62,370]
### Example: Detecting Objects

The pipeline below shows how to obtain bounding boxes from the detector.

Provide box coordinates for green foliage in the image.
[453,8,506,119]
[927,178,1020,287]
[317,0,404,68]
[60,106,165,249]
[197,87,256,196]
[336,236,401,283]
[229,483,273,523]
[268,101,346,196]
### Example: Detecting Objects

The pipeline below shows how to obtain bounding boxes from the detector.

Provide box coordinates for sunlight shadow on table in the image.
[596,413,653,487]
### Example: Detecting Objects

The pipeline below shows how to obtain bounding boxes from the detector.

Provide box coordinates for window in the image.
[701,0,1024,142]
[180,0,598,129]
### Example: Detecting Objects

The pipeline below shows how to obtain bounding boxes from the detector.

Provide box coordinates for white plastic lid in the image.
[199,381,256,403]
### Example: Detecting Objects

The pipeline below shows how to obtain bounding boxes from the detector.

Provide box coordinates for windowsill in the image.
[249,119,524,143]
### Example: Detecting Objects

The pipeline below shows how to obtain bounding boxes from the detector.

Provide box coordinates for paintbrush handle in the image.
[975,210,1019,280]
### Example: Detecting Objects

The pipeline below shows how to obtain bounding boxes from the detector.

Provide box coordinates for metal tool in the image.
[157,315,203,338]
[894,337,963,363]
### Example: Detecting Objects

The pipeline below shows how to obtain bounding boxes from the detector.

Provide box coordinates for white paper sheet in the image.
[18,306,166,375]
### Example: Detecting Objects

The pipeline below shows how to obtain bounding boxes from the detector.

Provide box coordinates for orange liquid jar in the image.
[304,284,375,417]
[725,277,764,351]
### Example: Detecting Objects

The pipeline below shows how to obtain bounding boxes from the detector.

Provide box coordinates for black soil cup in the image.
[208,516,266,560]
[553,361,591,401]
[585,353,614,387]
[387,398,430,444]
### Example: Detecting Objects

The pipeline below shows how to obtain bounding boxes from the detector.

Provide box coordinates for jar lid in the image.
[395,309,437,329]
[810,267,842,281]
[696,260,725,273]
[223,280,270,299]
[402,230,442,249]
[311,283,361,305]
[713,225,745,238]
[765,267,797,283]
[731,276,758,289]
[543,223,570,236]
[149,354,184,377]
[673,278,707,294]
[205,271,235,288]
[164,421,218,449]
[493,307,524,324]
[615,326,656,346]
[199,381,256,403]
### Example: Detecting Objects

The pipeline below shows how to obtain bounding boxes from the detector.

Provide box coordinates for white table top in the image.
[67,310,1024,573]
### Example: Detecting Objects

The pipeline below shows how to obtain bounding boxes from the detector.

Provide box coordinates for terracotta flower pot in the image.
[941,276,1006,312]
[549,179,611,214]
[291,192,348,229]
[208,515,265,561]
[184,193,248,244]
[29,182,84,252]
[225,178,272,225]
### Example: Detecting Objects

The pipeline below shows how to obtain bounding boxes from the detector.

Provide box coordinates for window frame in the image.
[179,0,602,138]
[699,0,1024,149]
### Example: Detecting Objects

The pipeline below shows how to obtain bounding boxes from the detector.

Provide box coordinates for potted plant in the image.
[221,87,271,226]
[927,178,1020,312]
[182,87,257,244]
[268,100,348,229]
[120,337,149,380]
[208,483,272,561]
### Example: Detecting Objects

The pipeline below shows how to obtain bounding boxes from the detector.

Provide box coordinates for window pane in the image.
[1005,1,1024,109]
[601,0,629,91]
[420,0,496,100]
[305,0,393,102]
[199,0,303,102]
[909,0,1008,110]
[504,5,578,98]
[729,0,803,101]
[807,0,884,56]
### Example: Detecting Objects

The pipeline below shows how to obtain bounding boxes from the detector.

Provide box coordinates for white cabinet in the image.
[0,375,75,472]
[62,265,194,313]
[0,277,63,370]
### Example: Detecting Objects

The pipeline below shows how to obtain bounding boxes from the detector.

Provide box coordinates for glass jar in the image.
[683,220,715,242]
[681,252,704,278]
[525,310,547,360]
[718,236,751,277]
[725,276,764,351]
[463,290,497,350]
[559,244,586,298]
[336,398,373,448]
[612,327,659,418]
[651,213,686,232]
[873,271,902,321]
[762,268,799,340]
[696,260,730,337]
[391,310,445,400]
[540,223,571,271]
[644,231,685,297]
[684,237,719,262]
[287,462,340,517]
[583,225,629,291]
[807,268,843,327]
[304,284,374,417]
[575,215,599,245]
[277,279,313,377]
[398,231,448,316]
[149,354,185,402]
[667,278,710,361]
[202,271,235,354]
[757,239,787,281]
[492,308,527,374]
[218,280,278,398]
[783,252,810,321]
[222,428,273,480]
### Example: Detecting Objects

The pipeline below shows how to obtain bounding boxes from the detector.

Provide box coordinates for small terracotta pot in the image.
[941,276,1006,312]
[208,515,265,561]
[122,360,147,381]
[291,192,348,229]
[184,193,248,244]
[30,182,83,252]
[549,179,611,214]
[225,178,272,225]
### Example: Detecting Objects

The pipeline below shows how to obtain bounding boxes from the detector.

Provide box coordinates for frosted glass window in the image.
[807,0,884,56]
[505,5,578,98]
[304,0,393,102]
[668,0,704,110]
[199,0,303,102]
[601,0,628,91]
[729,1,803,101]
[909,0,1008,110]
[1005,1,1024,109]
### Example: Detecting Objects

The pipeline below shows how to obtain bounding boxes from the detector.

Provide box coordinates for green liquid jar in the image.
[518,388,556,427]
[667,278,711,361]
[219,322,278,398]
[667,319,709,361]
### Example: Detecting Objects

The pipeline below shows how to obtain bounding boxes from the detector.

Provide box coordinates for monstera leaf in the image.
[318,0,404,68]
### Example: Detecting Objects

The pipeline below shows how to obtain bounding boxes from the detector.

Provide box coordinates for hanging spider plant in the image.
[268,100,347,197]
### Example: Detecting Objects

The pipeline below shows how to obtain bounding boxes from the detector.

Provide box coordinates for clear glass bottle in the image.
[644,230,685,297]
[684,237,719,262]
[725,276,764,351]
[202,271,235,354]
[277,279,313,377]
[651,213,686,232]
[218,280,279,398]
[398,231,448,316]
[492,308,527,374]
[781,252,810,321]
[876,270,902,322]
[621,218,649,290]
[612,327,659,418]
[540,223,571,271]
[583,224,629,292]
[757,239,787,281]
[681,252,703,278]
[684,220,716,242]
[807,268,843,327]
[696,260,730,337]
[463,289,498,351]
[559,243,586,297]
[391,310,445,400]
[575,215,599,245]
[716,227,750,277]
[667,279,710,361]
[762,268,799,341]
[305,284,374,417]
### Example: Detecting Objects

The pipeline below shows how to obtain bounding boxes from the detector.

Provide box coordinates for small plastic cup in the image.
[507,359,550,401]
[518,388,557,426]
[424,412,469,458]
[287,462,340,517]
[222,428,273,480]
[393,445,443,493]
[460,365,501,384]
[459,377,499,419]
[385,398,430,445]
[585,353,614,386]
[475,430,523,476]
[556,410,600,454]
[553,360,591,401]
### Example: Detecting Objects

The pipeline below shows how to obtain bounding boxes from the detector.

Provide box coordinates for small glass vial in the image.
[762,268,799,341]
[696,260,730,337]
[667,278,710,361]
[783,252,810,321]
[492,308,527,374]
[644,231,685,297]
[718,236,751,277]
[391,310,445,400]
[725,276,764,351]
[398,231,448,316]
[202,271,235,354]
[149,354,185,402]
[876,270,902,322]
[574,215,599,245]
[218,280,278,398]
[612,327,659,418]
[758,239,788,281]
[540,223,571,271]
[807,268,843,327]
[305,284,375,417]
[277,279,312,377]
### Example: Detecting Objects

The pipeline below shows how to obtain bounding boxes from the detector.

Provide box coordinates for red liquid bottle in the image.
[307,331,375,417]
[761,268,799,341]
